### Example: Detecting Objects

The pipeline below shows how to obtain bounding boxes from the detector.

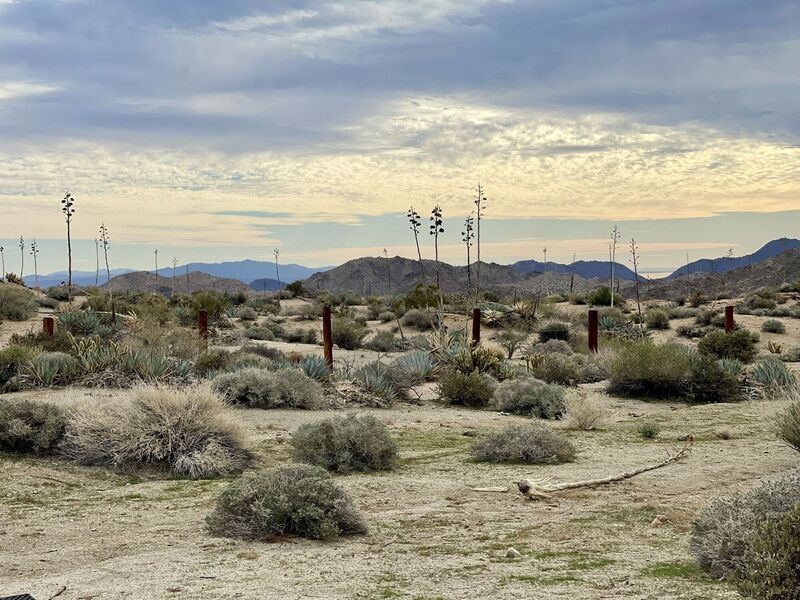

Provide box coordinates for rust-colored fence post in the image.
[43,316,55,337]
[588,309,599,353]
[198,309,209,341]
[471,308,481,346]
[724,305,734,333]
[322,305,334,370]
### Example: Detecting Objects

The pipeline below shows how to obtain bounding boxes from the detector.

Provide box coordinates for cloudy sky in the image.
[1,0,798,274]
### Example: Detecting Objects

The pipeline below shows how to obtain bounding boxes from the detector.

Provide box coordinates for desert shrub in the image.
[761,319,786,334]
[351,360,417,403]
[232,306,258,321]
[470,423,575,464]
[229,353,271,371]
[526,339,573,356]
[291,414,398,473]
[194,348,231,376]
[38,297,60,310]
[205,465,367,540]
[245,326,276,341]
[240,344,287,361]
[0,285,38,320]
[776,396,800,453]
[190,291,228,321]
[687,355,742,403]
[588,286,613,306]
[0,399,66,454]
[437,369,496,406]
[391,350,435,385]
[496,328,528,359]
[60,385,250,477]
[331,318,367,350]
[377,311,396,323]
[698,329,758,363]
[636,421,660,439]
[213,368,324,409]
[279,327,318,345]
[23,351,80,386]
[608,342,691,399]
[537,320,571,343]
[752,358,797,392]
[46,286,70,301]
[691,470,800,581]
[689,290,706,307]
[526,353,582,386]
[404,284,440,309]
[733,505,800,600]
[564,392,606,430]
[300,355,330,382]
[645,309,670,330]
[400,309,435,330]
[364,330,399,353]
[0,345,35,388]
[492,377,566,419]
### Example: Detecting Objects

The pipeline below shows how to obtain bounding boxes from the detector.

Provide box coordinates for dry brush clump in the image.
[60,385,250,478]
[0,398,67,454]
[291,414,398,474]
[206,464,368,541]
[564,391,608,430]
[690,469,800,593]
[212,367,324,409]
[437,369,496,406]
[470,422,575,464]
[492,377,566,419]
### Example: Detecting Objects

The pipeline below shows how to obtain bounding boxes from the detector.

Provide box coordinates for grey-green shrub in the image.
[400,309,434,330]
[437,369,496,406]
[492,377,566,419]
[193,348,231,376]
[206,464,367,540]
[690,469,800,580]
[212,368,324,409]
[377,311,396,323]
[527,353,582,386]
[291,414,398,473]
[331,318,367,350]
[470,423,575,464]
[0,285,38,320]
[636,421,660,439]
[0,345,35,388]
[698,329,758,363]
[762,319,786,334]
[60,385,250,478]
[608,342,691,399]
[0,399,66,454]
[244,326,276,341]
[364,330,399,352]
[526,339,573,356]
[645,309,670,330]
[537,320,571,343]
[776,399,800,453]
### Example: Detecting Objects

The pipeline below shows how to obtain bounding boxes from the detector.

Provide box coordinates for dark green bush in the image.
[537,320,571,343]
[687,355,742,403]
[608,343,691,399]
[589,286,619,306]
[291,414,398,473]
[331,318,367,350]
[0,285,38,320]
[400,309,435,330]
[0,345,35,388]
[436,369,496,406]
[206,465,368,540]
[470,423,575,464]
[698,329,758,363]
[193,348,232,376]
[527,353,583,386]
[492,377,566,419]
[46,286,70,301]
[0,399,66,454]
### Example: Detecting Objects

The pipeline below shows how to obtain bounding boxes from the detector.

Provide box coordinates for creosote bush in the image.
[60,385,250,478]
[291,414,398,473]
[698,329,758,363]
[206,464,368,540]
[761,319,786,334]
[0,285,38,320]
[193,348,231,375]
[213,368,324,409]
[691,470,800,582]
[331,318,367,350]
[492,377,566,419]
[437,369,496,406]
[470,423,575,464]
[0,399,66,454]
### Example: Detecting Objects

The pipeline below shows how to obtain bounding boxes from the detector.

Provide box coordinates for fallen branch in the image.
[516,441,693,501]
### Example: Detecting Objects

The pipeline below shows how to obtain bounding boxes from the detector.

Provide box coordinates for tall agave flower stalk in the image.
[99,223,115,321]
[461,215,474,288]
[30,240,40,289]
[61,192,76,301]
[429,205,445,330]
[407,206,426,284]
[474,184,486,299]
[609,224,620,305]
[18,236,25,285]
[630,238,642,325]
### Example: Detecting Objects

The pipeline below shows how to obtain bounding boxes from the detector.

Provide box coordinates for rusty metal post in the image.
[471,307,481,346]
[724,305,734,333]
[322,305,333,370]
[588,309,599,353]
[43,316,55,337]
[198,309,209,340]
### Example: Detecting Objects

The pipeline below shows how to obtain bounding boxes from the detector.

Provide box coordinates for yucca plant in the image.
[391,350,435,384]
[717,358,744,377]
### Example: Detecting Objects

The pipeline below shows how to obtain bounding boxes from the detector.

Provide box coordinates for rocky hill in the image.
[643,249,800,299]
[302,256,600,296]
[102,271,252,296]
[666,237,800,279]
[512,259,645,282]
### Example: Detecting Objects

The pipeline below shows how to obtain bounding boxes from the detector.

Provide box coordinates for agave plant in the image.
[352,361,398,403]
[301,355,330,382]
[24,352,80,386]
[717,358,744,377]
[751,358,797,392]
[391,350,435,384]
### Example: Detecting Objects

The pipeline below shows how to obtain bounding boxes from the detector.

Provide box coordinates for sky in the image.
[1,0,799,275]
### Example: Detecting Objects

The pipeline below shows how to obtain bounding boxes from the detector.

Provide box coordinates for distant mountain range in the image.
[102,271,252,296]
[249,278,283,292]
[665,238,800,279]
[511,259,645,282]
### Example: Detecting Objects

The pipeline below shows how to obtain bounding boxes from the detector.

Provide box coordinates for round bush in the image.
[377,311,396,323]
[60,385,251,478]
[698,329,758,363]
[245,326,276,341]
[527,353,582,386]
[205,464,368,540]
[0,399,66,454]
[761,319,786,334]
[400,309,435,330]
[0,345,35,388]
[492,377,566,419]
[537,320,571,343]
[331,318,367,350]
[608,342,691,399]
[291,414,398,473]
[470,423,575,464]
[436,370,496,406]
[0,285,38,320]
[212,368,324,409]
[645,309,670,330]
[193,348,231,375]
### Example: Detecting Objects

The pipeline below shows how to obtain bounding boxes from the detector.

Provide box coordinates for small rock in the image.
[650,514,668,527]
[505,547,521,558]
